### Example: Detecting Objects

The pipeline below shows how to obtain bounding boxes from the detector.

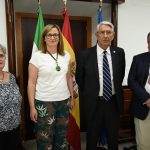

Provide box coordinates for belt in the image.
[98,95,116,100]
[99,96,105,100]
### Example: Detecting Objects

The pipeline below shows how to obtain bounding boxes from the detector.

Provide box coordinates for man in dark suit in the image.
[76,21,125,150]
[128,32,150,150]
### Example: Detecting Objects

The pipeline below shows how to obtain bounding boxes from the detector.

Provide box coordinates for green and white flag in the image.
[32,6,44,55]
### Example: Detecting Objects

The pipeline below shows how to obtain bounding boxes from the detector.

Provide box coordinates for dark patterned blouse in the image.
[0,73,22,132]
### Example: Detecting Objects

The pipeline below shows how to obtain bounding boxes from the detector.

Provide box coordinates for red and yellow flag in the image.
[62,9,81,150]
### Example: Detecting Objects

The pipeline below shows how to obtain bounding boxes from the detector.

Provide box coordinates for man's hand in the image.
[143,98,150,108]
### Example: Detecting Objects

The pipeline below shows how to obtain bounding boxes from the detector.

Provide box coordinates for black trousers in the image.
[86,96,120,150]
[0,127,20,150]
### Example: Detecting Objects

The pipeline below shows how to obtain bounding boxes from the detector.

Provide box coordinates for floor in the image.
[23,132,136,150]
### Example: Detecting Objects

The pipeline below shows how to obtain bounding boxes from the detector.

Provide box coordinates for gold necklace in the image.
[0,71,4,84]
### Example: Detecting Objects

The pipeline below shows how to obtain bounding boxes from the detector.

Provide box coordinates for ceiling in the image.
[13,0,111,17]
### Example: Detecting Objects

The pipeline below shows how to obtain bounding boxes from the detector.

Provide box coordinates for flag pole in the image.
[38,0,41,5]
[99,0,103,7]
[62,0,67,10]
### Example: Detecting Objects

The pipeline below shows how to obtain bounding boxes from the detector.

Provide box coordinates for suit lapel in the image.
[110,47,117,77]
[143,52,150,82]
[92,46,100,85]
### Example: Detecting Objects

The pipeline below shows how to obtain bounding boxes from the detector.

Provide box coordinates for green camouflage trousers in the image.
[34,99,69,150]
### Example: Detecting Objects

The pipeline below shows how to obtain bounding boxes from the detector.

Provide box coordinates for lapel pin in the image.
[113,51,116,53]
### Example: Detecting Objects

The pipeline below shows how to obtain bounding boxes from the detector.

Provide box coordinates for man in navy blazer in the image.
[76,21,125,150]
[128,32,150,150]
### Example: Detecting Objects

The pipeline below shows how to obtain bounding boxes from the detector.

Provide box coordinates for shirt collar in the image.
[96,44,111,55]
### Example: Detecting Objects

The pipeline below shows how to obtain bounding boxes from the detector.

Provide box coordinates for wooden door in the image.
[15,12,91,140]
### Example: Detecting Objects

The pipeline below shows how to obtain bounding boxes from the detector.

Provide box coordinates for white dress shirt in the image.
[96,44,115,96]
[145,67,150,94]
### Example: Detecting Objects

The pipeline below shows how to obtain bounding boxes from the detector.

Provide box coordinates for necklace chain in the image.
[47,51,61,71]
[0,71,4,84]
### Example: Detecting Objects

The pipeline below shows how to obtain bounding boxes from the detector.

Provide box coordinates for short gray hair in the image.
[0,44,6,55]
[96,21,114,32]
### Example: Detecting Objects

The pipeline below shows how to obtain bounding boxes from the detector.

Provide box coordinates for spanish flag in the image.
[62,9,81,150]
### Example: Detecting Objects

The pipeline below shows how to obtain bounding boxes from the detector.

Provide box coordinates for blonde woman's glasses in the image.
[0,54,5,58]
[46,33,59,39]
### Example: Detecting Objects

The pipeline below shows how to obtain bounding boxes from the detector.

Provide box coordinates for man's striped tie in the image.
[103,51,112,100]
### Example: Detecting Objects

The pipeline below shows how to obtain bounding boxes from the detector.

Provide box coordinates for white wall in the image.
[118,0,150,85]
[0,0,8,71]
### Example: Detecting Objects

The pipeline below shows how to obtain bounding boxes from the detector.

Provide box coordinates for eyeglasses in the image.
[0,54,5,58]
[98,31,113,36]
[46,33,59,39]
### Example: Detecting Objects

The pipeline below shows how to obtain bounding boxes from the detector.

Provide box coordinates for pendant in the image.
[0,80,3,84]
[56,65,61,71]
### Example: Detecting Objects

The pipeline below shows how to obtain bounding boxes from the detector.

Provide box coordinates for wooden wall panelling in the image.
[119,88,134,142]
